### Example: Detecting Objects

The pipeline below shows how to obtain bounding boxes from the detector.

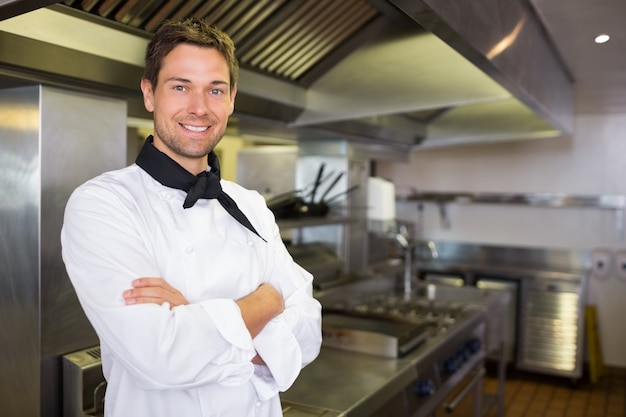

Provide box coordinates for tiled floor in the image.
[447,365,625,417]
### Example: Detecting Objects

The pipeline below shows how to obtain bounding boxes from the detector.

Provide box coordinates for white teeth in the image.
[183,124,208,132]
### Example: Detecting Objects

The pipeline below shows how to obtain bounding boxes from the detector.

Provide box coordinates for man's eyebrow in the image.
[164,77,191,84]
[209,80,229,87]
[164,77,228,86]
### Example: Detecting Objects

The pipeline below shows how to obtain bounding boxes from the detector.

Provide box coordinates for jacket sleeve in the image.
[61,180,258,390]
[247,199,323,398]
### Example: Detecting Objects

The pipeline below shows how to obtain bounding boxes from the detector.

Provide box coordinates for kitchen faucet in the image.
[391,226,438,299]
[416,240,439,260]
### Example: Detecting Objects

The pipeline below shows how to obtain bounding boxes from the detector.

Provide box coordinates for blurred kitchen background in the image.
[1,0,625,416]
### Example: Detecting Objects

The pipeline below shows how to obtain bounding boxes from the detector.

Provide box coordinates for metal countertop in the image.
[281,300,486,416]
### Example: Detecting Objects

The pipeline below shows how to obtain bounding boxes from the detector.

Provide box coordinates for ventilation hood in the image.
[0,0,573,155]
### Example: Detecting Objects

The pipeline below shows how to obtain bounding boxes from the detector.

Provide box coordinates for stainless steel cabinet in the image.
[476,278,519,364]
[517,277,585,378]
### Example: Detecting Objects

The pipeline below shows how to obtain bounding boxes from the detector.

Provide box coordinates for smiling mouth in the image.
[182,124,209,133]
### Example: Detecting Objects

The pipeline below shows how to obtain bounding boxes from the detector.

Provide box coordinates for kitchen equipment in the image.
[312,294,486,417]
[62,346,106,417]
[268,162,358,219]
[286,242,344,286]
[416,240,590,381]
[423,271,518,364]
[0,85,122,417]
[321,314,431,358]
[267,190,329,219]
[519,275,584,375]
[283,292,487,417]
[476,277,519,363]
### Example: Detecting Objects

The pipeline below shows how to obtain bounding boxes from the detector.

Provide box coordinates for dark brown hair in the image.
[143,18,238,91]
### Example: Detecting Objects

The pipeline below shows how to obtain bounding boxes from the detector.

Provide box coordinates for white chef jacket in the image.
[61,164,322,417]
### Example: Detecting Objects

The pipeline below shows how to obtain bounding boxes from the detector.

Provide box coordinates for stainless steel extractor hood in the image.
[0,0,573,153]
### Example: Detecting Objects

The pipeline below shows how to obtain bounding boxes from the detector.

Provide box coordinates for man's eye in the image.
[174,85,186,91]
[211,88,224,95]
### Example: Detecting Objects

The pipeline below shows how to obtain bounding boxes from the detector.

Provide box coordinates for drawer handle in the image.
[445,367,485,412]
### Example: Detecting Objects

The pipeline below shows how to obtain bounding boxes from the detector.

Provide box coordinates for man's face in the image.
[141,43,236,173]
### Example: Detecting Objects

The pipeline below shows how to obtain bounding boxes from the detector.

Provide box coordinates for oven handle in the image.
[444,366,485,413]
[94,381,107,415]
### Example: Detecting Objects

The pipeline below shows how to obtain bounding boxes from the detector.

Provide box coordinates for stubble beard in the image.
[154,116,225,159]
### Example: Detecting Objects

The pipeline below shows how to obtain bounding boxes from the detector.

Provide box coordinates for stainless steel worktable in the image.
[280,276,509,417]
[281,307,486,416]
[281,346,417,416]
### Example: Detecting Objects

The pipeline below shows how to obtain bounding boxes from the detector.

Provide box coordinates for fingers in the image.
[131,277,176,291]
[251,354,265,365]
[123,277,189,309]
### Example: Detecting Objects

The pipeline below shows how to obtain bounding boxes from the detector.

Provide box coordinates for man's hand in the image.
[123,278,189,309]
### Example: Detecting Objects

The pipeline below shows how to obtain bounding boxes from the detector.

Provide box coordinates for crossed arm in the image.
[122,278,285,363]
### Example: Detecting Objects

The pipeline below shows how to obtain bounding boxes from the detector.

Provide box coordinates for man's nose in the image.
[187,91,210,115]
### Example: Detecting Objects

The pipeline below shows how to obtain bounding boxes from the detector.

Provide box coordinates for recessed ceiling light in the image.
[594,34,610,44]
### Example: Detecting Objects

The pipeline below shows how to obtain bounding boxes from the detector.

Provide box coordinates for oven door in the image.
[366,311,487,417]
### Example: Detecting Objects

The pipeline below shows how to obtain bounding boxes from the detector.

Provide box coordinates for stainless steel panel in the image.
[40,86,127,417]
[518,283,583,375]
[345,157,368,273]
[295,141,369,275]
[0,85,41,417]
[282,307,486,417]
[0,85,127,417]
[236,145,298,200]
[0,31,144,98]
[0,0,58,20]
[414,241,589,378]
[321,314,431,358]
[390,0,573,134]
[476,278,518,363]
[416,241,592,275]
[62,346,105,417]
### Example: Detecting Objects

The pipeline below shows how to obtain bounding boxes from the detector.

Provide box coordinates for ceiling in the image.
[530,0,626,114]
[0,0,623,151]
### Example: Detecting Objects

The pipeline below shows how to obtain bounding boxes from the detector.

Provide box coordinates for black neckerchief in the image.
[136,136,266,242]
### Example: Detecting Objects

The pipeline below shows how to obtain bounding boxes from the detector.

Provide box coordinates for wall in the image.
[215,134,245,182]
[125,128,245,182]
[377,111,626,368]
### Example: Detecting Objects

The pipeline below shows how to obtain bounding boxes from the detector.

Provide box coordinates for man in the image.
[61,18,322,417]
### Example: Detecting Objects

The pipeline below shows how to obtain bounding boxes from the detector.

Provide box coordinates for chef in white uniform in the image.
[61,17,322,417]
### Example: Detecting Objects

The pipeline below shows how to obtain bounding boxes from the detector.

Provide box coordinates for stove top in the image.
[321,294,475,358]
[324,295,470,332]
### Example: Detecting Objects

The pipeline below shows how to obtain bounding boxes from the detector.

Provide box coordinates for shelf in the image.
[399,191,626,239]
[401,191,626,210]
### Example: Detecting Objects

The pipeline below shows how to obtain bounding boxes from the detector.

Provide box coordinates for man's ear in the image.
[140,78,155,112]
